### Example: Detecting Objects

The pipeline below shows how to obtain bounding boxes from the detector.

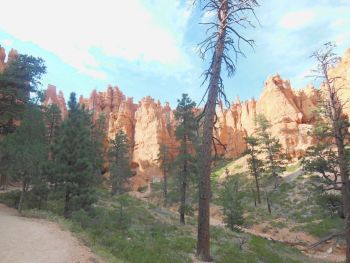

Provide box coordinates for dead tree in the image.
[311,42,350,262]
[195,0,259,261]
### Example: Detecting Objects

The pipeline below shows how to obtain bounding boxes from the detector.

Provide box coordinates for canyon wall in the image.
[44,49,350,187]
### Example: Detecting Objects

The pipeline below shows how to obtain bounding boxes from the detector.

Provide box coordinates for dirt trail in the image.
[0,204,100,263]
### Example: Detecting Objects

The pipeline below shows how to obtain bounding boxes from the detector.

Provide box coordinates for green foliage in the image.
[0,105,48,211]
[173,94,198,223]
[219,176,244,230]
[246,135,264,203]
[0,53,46,134]
[157,143,172,204]
[316,192,343,218]
[52,92,99,217]
[109,130,133,195]
[43,104,62,147]
[255,114,286,187]
[90,113,106,179]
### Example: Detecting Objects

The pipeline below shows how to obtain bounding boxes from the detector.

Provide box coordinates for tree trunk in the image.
[266,192,271,214]
[64,191,70,218]
[197,1,227,261]
[324,67,350,263]
[0,174,7,190]
[180,136,188,224]
[18,180,27,213]
[180,176,187,224]
[163,168,168,206]
[254,172,261,204]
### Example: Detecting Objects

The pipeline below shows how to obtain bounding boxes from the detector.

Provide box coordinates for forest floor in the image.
[0,203,100,263]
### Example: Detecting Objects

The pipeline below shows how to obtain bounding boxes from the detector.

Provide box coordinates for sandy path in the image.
[0,204,100,263]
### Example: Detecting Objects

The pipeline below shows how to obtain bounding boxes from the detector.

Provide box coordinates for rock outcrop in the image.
[0,47,18,73]
[47,87,178,189]
[43,85,68,118]
[214,74,318,158]
[43,49,350,187]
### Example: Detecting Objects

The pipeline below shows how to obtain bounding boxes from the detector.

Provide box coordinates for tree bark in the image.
[180,134,188,224]
[251,145,261,204]
[0,174,7,190]
[324,67,350,263]
[18,180,27,213]
[197,1,227,261]
[180,172,187,224]
[254,171,261,204]
[64,191,70,218]
[163,168,168,206]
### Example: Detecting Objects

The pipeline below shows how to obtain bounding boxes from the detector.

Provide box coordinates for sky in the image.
[0,0,349,107]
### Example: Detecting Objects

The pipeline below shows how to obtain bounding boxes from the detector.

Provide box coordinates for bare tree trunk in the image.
[254,172,261,204]
[18,180,27,213]
[180,172,187,224]
[163,168,168,206]
[197,2,227,261]
[324,69,350,262]
[64,191,70,218]
[266,192,272,214]
[0,174,7,190]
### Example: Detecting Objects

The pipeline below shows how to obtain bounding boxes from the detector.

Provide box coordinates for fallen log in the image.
[308,231,344,249]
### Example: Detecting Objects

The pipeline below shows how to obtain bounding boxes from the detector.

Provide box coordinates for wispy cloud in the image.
[0,0,193,79]
[279,10,316,30]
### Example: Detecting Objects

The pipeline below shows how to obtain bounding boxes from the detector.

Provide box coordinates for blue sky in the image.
[0,0,349,107]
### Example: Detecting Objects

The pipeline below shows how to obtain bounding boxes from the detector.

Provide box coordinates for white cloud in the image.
[279,9,316,29]
[0,0,192,79]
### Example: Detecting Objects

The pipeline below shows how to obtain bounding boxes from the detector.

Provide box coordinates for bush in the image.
[219,177,244,231]
[0,190,21,208]
[316,192,343,218]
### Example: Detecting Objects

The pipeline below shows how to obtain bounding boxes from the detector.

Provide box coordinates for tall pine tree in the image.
[109,130,133,195]
[174,94,198,224]
[246,135,264,204]
[256,114,285,189]
[1,105,47,212]
[53,92,99,217]
[158,143,172,205]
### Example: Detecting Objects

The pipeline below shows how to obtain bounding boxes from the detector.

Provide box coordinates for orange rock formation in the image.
[43,49,350,187]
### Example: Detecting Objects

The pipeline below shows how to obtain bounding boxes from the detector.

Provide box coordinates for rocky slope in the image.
[43,49,350,187]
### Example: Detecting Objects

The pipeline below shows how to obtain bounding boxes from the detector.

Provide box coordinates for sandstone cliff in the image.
[51,87,178,189]
[43,49,350,187]
[215,74,318,158]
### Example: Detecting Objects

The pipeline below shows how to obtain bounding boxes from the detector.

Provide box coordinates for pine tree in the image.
[109,130,132,195]
[195,1,259,259]
[219,176,244,231]
[246,136,264,204]
[256,114,285,189]
[90,113,107,181]
[43,104,62,159]
[0,52,46,188]
[174,94,198,224]
[158,143,172,205]
[1,105,47,212]
[0,53,46,135]
[308,43,350,261]
[53,92,98,217]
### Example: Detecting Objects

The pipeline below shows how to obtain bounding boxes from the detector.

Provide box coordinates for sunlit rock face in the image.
[0,47,18,73]
[43,85,68,118]
[63,87,177,189]
[43,49,350,187]
[327,49,350,117]
[214,74,319,158]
